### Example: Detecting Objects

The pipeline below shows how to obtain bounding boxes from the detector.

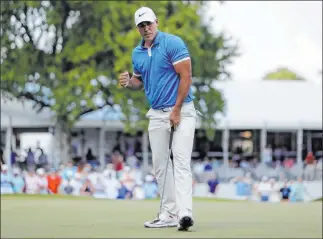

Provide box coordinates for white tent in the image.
[1,96,54,129]
[212,79,322,130]
[209,79,322,165]
[0,96,124,130]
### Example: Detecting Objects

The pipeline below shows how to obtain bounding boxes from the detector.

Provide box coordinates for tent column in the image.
[297,129,303,164]
[260,126,267,164]
[222,122,230,167]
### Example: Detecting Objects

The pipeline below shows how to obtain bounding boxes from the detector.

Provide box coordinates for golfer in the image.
[118,7,197,231]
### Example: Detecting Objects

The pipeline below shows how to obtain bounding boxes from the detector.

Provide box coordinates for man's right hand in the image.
[119,71,130,88]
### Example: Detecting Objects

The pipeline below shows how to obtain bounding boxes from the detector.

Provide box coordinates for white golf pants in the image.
[146,101,197,219]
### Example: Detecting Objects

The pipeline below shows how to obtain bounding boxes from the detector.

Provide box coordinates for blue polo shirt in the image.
[132,31,194,109]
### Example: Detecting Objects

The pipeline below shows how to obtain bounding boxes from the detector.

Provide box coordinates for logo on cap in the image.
[139,12,146,17]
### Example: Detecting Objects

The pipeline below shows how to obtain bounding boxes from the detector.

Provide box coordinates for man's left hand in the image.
[170,107,181,129]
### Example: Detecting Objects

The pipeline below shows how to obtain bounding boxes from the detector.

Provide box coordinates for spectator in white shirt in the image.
[269,178,280,203]
[192,159,204,183]
[36,168,48,194]
[119,166,136,191]
[69,173,83,196]
[25,169,40,194]
[102,163,117,180]
[257,176,273,202]
[86,166,100,186]
[101,171,121,199]
[132,181,145,200]
[131,166,143,185]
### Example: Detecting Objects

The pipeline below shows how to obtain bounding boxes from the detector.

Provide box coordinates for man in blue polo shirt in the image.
[119,7,196,231]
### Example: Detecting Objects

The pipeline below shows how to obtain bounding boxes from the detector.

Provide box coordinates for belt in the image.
[161,107,172,112]
[151,106,173,112]
[159,102,192,112]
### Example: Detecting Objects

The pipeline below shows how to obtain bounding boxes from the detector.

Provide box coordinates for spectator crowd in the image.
[1,157,318,203]
[0,160,160,200]
[1,132,321,203]
[229,174,312,202]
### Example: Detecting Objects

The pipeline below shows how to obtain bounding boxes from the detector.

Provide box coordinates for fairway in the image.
[1,195,322,238]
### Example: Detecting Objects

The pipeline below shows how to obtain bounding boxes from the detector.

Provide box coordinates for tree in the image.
[1,1,238,161]
[263,67,306,81]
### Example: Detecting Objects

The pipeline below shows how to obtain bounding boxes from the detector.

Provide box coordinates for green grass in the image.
[1,195,322,238]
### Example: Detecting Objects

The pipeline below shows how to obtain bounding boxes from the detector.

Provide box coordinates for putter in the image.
[157,126,175,219]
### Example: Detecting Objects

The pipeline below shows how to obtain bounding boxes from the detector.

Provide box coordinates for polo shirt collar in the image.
[140,30,161,48]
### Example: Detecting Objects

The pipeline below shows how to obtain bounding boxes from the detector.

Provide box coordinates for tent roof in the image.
[1,97,54,129]
[211,79,322,130]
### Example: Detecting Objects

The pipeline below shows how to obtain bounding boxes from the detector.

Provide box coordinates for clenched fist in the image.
[119,71,131,88]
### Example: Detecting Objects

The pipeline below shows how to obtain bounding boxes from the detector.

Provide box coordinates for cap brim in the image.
[136,16,155,26]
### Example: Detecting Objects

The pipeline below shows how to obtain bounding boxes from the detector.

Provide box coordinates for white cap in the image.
[13,168,20,175]
[134,7,156,26]
[145,175,154,182]
[36,168,45,176]
[2,164,8,171]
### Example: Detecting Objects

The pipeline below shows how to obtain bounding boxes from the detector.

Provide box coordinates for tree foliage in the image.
[1,1,238,137]
[263,67,305,81]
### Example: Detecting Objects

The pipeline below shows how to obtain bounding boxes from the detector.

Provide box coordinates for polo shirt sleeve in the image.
[131,51,141,78]
[166,36,190,65]
[132,61,141,77]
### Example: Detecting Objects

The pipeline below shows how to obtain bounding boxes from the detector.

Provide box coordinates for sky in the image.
[205,1,322,84]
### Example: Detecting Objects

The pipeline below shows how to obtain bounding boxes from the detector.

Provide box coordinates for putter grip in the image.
[169,126,174,149]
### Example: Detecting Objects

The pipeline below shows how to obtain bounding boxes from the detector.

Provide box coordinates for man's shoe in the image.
[177,216,194,231]
[144,214,178,228]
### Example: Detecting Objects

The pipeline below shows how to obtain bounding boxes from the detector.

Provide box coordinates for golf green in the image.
[1,195,322,238]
